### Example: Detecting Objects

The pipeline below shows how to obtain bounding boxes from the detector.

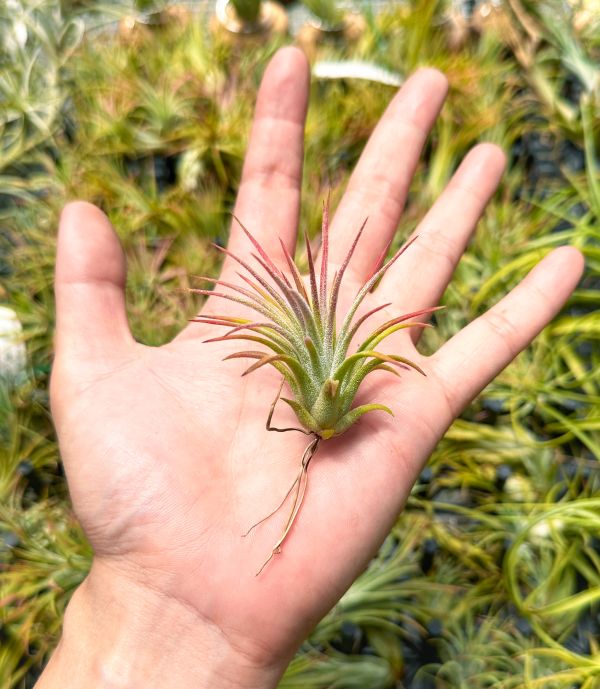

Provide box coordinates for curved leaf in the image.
[333,403,395,436]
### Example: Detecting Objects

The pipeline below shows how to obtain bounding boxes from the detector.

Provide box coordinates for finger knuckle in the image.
[484,309,520,353]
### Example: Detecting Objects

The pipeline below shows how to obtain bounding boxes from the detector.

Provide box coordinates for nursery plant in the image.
[213,0,288,37]
[228,0,263,25]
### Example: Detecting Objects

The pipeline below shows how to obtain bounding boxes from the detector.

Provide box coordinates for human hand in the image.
[41,47,584,689]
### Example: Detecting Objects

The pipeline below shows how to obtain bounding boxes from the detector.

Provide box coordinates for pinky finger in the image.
[430,246,585,417]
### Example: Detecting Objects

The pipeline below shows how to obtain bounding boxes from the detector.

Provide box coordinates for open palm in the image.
[49,48,583,678]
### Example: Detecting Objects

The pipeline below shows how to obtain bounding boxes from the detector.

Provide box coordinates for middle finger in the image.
[320,68,448,282]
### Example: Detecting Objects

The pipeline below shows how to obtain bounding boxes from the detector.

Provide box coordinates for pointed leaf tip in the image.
[319,193,330,309]
[304,226,320,311]
[325,378,339,398]
[241,353,283,377]
[231,213,289,285]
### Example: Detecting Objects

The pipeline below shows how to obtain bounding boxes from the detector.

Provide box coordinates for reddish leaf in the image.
[211,242,291,315]
[304,227,320,313]
[327,217,368,336]
[231,213,291,287]
[319,192,330,311]
[369,306,444,339]
[344,302,392,344]
[336,235,420,345]
[223,350,267,361]
[189,315,250,326]
[189,277,264,305]
[365,238,393,285]
[241,353,285,376]
[279,237,309,302]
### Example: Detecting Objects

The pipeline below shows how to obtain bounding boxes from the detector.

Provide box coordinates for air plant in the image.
[191,198,440,574]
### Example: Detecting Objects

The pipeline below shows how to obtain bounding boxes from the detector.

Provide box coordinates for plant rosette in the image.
[211,0,288,42]
[190,200,440,573]
[442,6,473,52]
[118,15,152,45]
[297,11,366,56]
[118,4,192,42]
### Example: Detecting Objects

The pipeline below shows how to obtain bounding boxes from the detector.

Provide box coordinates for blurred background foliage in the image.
[0,0,599,686]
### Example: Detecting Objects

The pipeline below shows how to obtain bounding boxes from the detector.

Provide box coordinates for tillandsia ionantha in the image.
[190,198,441,574]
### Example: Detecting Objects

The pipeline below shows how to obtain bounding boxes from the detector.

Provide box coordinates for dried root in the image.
[242,379,320,575]
[253,434,320,576]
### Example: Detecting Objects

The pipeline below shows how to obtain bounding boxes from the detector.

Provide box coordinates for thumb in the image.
[54,201,134,360]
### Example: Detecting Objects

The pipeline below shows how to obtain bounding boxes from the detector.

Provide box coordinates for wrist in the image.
[36,559,286,689]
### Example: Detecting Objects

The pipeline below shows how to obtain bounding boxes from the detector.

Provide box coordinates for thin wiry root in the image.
[241,474,301,538]
[266,377,311,435]
[249,435,320,576]
[241,378,313,538]
[255,547,279,577]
